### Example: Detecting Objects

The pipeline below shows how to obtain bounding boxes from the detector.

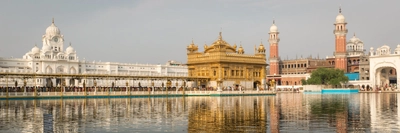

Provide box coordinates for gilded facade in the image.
[186,32,267,90]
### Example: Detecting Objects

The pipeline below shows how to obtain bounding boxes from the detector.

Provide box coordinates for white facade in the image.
[346,34,365,57]
[0,20,189,88]
[369,45,400,89]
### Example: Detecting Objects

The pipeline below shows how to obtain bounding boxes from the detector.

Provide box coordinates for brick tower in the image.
[334,7,348,72]
[269,20,280,75]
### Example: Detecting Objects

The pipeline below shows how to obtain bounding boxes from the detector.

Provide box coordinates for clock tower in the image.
[334,7,348,72]
[269,20,280,76]
[42,18,64,52]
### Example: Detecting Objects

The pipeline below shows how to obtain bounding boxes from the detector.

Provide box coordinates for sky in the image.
[0,0,399,64]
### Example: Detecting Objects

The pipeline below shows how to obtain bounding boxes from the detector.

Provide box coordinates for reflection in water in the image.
[0,93,400,132]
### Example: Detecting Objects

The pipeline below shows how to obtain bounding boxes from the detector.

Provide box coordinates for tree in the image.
[301,79,307,85]
[305,67,349,87]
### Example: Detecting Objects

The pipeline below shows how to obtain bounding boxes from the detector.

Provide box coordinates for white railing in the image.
[0,90,274,97]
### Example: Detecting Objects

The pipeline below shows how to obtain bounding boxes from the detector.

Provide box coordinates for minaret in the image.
[268,20,280,75]
[334,7,348,72]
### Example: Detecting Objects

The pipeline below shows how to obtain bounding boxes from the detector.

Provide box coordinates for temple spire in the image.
[339,5,342,13]
[218,32,222,40]
[52,18,54,24]
[353,32,356,37]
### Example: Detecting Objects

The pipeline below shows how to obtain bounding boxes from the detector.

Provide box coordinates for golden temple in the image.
[186,32,267,90]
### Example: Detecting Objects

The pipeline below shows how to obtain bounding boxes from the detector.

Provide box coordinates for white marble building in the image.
[369,44,400,89]
[0,19,189,88]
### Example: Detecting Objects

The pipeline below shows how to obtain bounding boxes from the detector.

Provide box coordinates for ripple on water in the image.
[0,94,400,132]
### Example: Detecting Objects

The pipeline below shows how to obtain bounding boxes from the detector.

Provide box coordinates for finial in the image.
[191,38,194,44]
[69,42,71,46]
[339,5,342,13]
[272,16,276,24]
[218,31,222,40]
[52,18,54,24]
[353,32,356,37]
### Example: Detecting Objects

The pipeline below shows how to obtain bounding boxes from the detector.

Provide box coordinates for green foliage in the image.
[306,67,349,86]
[301,79,307,85]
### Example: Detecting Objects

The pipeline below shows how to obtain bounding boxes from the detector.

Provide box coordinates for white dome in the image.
[335,13,345,23]
[395,44,400,53]
[270,24,278,32]
[350,36,359,42]
[31,45,40,54]
[45,19,60,36]
[66,45,74,53]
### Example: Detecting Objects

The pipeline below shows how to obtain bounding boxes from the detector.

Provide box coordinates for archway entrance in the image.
[375,67,397,90]
[253,81,261,89]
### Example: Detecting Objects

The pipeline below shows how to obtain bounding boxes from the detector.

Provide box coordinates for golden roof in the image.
[258,42,266,53]
[238,45,244,54]
[187,40,198,52]
[203,32,236,53]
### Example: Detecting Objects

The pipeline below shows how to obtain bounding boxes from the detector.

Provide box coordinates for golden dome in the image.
[258,42,265,53]
[238,45,244,54]
[204,32,236,53]
[187,40,198,52]
[258,43,265,50]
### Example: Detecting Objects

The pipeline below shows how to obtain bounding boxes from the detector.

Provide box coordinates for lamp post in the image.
[126,81,129,94]
[175,81,178,93]
[138,82,141,91]
[60,75,63,97]
[33,74,37,97]
[62,79,66,95]
[6,75,8,98]
[85,76,88,95]
[271,79,276,92]
[111,81,114,94]
[14,80,17,96]
[151,80,154,94]
[183,80,186,95]
[23,78,27,96]
[107,76,110,96]
[94,79,97,95]
[83,80,87,96]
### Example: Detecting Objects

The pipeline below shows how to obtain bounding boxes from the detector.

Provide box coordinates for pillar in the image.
[74,79,79,87]
[65,78,70,87]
